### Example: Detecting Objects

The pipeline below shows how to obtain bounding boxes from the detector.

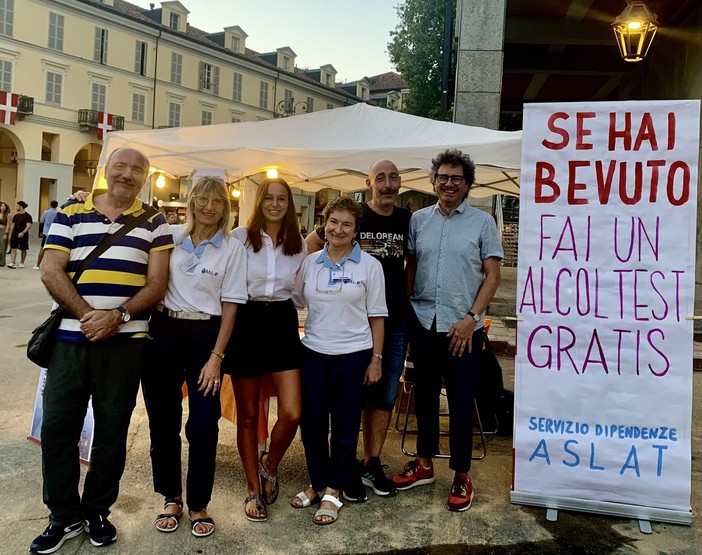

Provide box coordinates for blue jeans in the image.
[365,319,408,410]
[300,346,371,492]
[410,313,484,474]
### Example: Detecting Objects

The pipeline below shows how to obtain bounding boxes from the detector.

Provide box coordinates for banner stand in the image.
[511,491,692,527]
[512,100,699,533]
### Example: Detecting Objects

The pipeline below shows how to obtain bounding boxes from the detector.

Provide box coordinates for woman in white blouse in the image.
[142,176,248,538]
[226,178,307,522]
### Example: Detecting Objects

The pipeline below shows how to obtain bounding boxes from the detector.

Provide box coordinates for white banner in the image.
[29,368,95,464]
[513,100,699,515]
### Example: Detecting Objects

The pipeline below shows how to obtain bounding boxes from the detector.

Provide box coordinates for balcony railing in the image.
[78,109,124,131]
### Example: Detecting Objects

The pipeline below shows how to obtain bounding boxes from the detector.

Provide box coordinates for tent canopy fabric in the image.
[99,103,522,198]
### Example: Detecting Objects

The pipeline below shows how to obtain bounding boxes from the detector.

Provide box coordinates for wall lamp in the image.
[276,98,311,117]
[612,1,659,62]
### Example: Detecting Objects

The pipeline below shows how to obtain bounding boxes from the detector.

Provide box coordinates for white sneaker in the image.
[19,263,24,268]
[32,266,40,270]
[7,263,15,268]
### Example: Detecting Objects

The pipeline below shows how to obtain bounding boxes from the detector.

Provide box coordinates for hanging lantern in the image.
[612,1,660,62]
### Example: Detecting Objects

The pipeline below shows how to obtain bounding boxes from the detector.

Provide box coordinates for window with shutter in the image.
[135,41,147,75]
[48,13,64,51]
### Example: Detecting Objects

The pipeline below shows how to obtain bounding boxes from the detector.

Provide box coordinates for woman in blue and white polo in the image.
[293,196,387,525]
[142,176,247,538]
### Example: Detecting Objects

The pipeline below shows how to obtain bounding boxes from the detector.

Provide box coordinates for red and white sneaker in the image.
[392,459,435,491]
[447,474,474,511]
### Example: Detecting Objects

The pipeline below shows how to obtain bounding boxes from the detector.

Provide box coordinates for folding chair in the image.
[395,360,488,461]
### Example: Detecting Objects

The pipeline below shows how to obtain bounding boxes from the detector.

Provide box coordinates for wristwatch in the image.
[116,306,131,323]
[467,311,480,322]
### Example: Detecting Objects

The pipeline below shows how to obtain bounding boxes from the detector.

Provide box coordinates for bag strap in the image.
[71,204,159,284]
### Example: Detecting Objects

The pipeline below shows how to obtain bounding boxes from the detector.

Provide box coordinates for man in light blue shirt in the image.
[34,200,59,269]
[392,149,503,512]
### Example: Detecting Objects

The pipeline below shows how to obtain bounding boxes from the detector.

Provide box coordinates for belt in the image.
[156,305,212,321]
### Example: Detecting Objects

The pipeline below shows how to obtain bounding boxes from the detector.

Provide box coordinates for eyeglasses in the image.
[315,265,346,295]
[434,174,465,185]
[193,195,226,209]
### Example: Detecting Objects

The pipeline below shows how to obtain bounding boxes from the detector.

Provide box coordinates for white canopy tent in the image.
[98,103,522,200]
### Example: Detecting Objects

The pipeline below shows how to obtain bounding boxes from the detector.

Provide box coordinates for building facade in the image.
[338,71,409,112]
[0,0,361,231]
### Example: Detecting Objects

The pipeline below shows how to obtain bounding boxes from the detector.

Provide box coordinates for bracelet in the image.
[211,350,225,360]
[372,353,383,360]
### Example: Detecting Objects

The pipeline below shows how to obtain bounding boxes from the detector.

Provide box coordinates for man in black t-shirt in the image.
[7,201,33,268]
[307,160,411,499]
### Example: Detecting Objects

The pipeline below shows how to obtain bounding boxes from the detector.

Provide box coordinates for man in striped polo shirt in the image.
[30,148,174,554]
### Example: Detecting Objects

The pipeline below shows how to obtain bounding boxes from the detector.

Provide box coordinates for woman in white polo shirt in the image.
[225,177,307,523]
[141,176,247,538]
[293,196,387,525]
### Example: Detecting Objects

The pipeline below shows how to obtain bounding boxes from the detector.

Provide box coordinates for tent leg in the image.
[546,508,558,522]
[638,520,652,534]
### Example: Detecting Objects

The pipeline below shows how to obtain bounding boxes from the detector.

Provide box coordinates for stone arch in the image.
[72,142,103,193]
[0,128,23,205]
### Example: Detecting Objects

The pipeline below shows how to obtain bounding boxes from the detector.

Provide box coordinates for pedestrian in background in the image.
[7,200,33,268]
[0,201,10,266]
[34,200,59,269]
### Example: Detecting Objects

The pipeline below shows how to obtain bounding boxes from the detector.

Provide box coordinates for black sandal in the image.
[259,451,279,505]
[155,497,183,533]
[244,493,269,522]
[189,515,215,537]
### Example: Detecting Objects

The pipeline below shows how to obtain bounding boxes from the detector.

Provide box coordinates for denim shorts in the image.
[365,319,409,410]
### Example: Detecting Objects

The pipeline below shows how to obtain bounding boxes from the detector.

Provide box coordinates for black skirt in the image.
[224,298,302,377]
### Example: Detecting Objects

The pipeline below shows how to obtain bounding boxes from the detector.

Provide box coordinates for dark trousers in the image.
[41,340,144,525]
[300,346,371,492]
[410,313,484,474]
[141,311,222,512]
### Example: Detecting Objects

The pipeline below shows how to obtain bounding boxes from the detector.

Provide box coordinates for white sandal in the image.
[313,494,343,525]
[290,489,321,509]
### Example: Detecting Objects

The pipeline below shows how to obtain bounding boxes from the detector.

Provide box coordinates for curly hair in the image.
[323,196,363,231]
[430,149,476,186]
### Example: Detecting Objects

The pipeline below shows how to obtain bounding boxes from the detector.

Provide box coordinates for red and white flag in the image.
[0,91,18,125]
[97,111,113,140]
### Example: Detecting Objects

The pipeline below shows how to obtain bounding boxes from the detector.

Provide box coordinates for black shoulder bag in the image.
[27,206,159,367]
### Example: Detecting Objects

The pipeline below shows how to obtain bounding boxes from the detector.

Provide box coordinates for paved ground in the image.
[0,245,699,554]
